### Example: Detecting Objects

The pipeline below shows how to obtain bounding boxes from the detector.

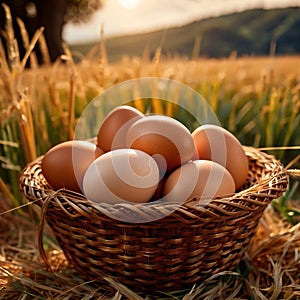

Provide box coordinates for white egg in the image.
[83,148,160,204]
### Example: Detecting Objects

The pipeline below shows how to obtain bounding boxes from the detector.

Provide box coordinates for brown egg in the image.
[97,105,144,152]
[41,140,103,193]
[83,149,160,204]
[192,124,248,190]
[163,160,236,204]
[126,115,195,172]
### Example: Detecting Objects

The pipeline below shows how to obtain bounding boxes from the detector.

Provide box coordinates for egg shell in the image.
[97,105,144,152]
[162,159,236,204]
[41,140,104,193]
[83,148,160,204]
[192,124,249,190]
[126,115,195,172]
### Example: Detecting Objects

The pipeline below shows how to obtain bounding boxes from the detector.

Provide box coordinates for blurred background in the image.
[64,0,300,61]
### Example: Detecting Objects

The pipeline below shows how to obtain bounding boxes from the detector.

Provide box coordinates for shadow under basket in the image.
[20,146,289,292]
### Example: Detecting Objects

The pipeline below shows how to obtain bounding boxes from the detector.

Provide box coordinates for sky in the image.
[63,0,300,45]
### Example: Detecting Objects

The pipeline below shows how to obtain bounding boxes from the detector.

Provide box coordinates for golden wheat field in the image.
[1,37,300,300]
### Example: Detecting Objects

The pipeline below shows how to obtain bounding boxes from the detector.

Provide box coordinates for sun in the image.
[118,0,140,10]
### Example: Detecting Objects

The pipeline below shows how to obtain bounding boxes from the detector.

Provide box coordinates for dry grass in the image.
[1,193,299,299]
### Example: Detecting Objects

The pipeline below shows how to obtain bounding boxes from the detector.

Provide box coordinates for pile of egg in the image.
[41,105,249,205]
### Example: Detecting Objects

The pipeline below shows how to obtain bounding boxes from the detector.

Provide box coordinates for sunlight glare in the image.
[118,0,140,10]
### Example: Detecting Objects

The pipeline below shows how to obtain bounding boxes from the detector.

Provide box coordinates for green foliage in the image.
[273,181,300,225]
[197,78,300,164]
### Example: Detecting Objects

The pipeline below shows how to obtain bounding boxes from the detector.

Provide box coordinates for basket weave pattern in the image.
[20,146,288,291]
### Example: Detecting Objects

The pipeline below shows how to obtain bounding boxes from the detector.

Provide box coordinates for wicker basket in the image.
[20,146,288,291]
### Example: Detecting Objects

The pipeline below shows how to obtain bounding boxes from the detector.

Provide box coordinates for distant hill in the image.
[70,7,300,61]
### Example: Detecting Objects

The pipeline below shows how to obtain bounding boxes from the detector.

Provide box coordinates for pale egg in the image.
[83,148,160,204]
